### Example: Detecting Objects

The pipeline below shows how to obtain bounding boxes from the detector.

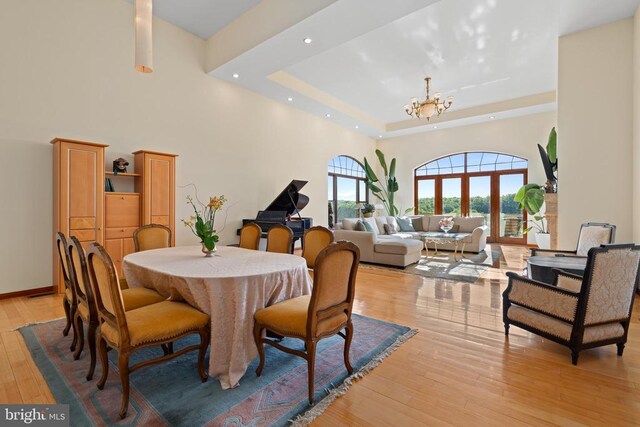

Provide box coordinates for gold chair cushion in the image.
[101,301,209,347]
[254,295,348,338]
[77,301,90,321]
[122,288,166,311]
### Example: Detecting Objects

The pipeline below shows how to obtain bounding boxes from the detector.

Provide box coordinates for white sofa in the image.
[334,215,488,267]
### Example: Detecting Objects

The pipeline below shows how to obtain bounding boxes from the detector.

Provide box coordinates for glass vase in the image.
[201,242,216,257]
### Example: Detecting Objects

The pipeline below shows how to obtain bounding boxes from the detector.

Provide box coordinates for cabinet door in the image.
[104,239,123,278]
[149,157,172,226]
[105,193,140,228]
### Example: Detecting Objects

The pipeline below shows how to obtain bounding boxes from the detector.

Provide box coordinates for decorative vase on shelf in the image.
[201,242,216,257]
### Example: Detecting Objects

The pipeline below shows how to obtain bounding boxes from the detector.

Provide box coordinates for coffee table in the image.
[420,232,470,260]
[527,255,587,285]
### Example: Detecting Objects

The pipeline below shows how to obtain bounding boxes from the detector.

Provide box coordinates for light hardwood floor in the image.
[1,245,639,425]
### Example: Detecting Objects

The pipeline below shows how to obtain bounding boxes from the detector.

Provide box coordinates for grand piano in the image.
[239,180,313,244]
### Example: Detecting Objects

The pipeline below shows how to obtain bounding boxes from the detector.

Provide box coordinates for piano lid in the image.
[265,180,309,216]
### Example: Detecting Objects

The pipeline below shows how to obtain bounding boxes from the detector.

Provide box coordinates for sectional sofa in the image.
[333,215,488,267]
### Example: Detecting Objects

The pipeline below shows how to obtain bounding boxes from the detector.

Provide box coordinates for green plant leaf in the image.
[375,149,388,177]
[546,127,557,165]
[364,158,379,183]
[389,158,396,179]
[203,236,216,250]
[366,182,382,193]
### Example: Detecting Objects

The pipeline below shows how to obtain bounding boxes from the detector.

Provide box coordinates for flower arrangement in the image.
[182,193,227,255]
[439,217,454,232]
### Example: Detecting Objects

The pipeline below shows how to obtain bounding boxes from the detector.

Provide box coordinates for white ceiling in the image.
[137,0,640,138]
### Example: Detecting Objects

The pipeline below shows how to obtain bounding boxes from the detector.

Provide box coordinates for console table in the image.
[527,255,587,285]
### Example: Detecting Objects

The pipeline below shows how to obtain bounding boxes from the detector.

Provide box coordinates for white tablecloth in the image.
[123,245,312,389]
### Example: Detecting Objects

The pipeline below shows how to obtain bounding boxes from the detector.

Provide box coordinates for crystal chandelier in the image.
[403,77,452,120]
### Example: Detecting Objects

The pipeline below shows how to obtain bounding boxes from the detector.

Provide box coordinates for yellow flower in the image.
[208,195,227,210]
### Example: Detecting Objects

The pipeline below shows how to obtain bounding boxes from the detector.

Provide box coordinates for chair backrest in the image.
[307,241,360,336]
[86,243,130,346]
[239,223,262,250]
[133,224,172,252]
[56,232,74,300]
[578,244,640,327]
[302,226,334,268]
[576,223,616,256]
[67,236,96,315]
[266,224,293,254]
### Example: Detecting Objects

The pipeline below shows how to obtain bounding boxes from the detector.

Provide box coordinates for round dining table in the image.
[123,245,312,389]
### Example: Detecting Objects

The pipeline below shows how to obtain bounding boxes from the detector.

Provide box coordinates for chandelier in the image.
[134,0,153,73]
[403,77,452,120]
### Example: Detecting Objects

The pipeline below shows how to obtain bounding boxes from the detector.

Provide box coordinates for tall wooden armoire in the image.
[134,151,177,246]
[52,138,107,293]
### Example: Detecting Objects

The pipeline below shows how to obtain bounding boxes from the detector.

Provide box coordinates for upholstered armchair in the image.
[531,222,615,257]
[56,232,77,351]
[266,224,294,254]
[301,226,334,269]
[239,223,262,250]
[504,244,640,364]
[133,224,172,252]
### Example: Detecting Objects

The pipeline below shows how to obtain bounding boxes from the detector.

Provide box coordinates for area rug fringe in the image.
[15,317,66,331]
[290,328,418,426]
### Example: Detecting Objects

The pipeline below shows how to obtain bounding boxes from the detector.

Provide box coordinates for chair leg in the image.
[73,315,84,360]
[306,339,317,404]
[96,336,109,390]
[62,298,71,336]
[86,321,98,381]
[118,353,130,419]
[161,343,173,355]
[617,343,625,356]
[344,322,354,375]
[198,330,210,382]
[504,323,510,336]
[571,351,579,365]
[69,304,78,352]
[253,323,265,377]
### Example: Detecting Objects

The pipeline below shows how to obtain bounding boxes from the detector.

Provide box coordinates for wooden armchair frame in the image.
[531,222,616,257]
[133,223,172,252]
[86,243,210,419]
[56,232,77,351]
[254,241,360,403]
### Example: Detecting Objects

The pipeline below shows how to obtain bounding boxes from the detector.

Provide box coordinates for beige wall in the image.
[634,7,640,242]
[558,18,634,248]
[0,0,374,293]
[377,111,557,244]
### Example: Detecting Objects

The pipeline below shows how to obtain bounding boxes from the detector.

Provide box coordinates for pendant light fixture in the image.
[134,0,153,73]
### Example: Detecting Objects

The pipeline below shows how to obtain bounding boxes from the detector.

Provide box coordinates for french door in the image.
[415,170,527,244]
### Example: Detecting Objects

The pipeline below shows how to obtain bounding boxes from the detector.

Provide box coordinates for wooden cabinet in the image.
[134,151,177,245]
[105,193,140,278]
[52,141,176,293]
[52,138,107,293]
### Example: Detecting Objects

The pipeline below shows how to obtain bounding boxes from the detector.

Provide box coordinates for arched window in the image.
[328,156,368,227]
[414,152,528,244]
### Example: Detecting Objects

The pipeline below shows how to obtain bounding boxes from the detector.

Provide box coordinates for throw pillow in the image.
[363,220,376,233]
[449,225,460,233]
[383,223,397,235]
[355,220,366,231]
[396,216,415,232]
[411,217,424,231]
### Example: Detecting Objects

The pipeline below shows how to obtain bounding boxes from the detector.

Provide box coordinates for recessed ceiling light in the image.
[325,113,331,118]
[433,126,438,129]
[287,97,293,102]
[303,37,313,44]
[379,135,383,138]
[490,116,495,119]
[355,125,359,129]
[232,73,239,79]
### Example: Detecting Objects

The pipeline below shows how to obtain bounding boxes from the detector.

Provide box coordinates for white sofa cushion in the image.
[374,216,388,234]
[455,216,485,232]
[364,217,379,235]
[341,218,358,231]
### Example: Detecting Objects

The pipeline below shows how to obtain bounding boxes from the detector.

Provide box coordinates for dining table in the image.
[122,245,312,389]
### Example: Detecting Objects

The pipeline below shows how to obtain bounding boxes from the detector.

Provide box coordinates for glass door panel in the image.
[499,173,525,240]
[442,177,462,216]
[416,179,435,215]
[336,176,357,221]
[469,176,491,237]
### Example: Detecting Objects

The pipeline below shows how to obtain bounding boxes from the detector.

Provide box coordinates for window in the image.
[328,156,368,227]
[414,152,528,244]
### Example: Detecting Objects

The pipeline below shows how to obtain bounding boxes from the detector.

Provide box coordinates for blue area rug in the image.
[19,314,415,426]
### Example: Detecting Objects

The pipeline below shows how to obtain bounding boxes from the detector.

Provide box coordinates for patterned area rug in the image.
[361,249,502,283]
[19,314,415,426]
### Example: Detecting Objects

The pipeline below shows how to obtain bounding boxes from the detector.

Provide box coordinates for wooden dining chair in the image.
[239,222,262,250]
[301,226,334,269]
[266,224,294,254]
[253,241,360,403]
[133,224,172,252]
[67,237,166,381]
[86,242,210,419]
[56,232,77,351]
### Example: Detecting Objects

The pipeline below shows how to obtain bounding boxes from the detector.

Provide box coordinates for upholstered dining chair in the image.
[301,226,334,269]
[504,244,640,365]
[86,242,210,419]
[67,237,166,381]
[56,232,77,351]
[133,223,172,252]
[239,222,262,250]
[253,241,360,404]
[266,224,294,254]
[531,222,616,257]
